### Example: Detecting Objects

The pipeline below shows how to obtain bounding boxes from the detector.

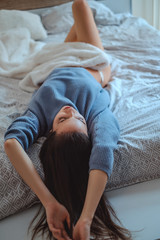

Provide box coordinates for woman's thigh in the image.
[72,0,104,50]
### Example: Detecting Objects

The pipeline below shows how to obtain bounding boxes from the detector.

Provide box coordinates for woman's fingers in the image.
[66,214,71,230]
[51,227,71,240]
[52,227,63,239]
[62,229,72,240]
[51,227,61,238]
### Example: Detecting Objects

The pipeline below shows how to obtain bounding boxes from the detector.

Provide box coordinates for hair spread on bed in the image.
[29,131,132,240]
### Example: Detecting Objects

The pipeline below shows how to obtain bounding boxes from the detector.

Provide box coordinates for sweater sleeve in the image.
[4,110,40,151]
[88,108,120,178]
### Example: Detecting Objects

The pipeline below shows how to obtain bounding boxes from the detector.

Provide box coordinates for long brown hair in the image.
[29,131,132,240]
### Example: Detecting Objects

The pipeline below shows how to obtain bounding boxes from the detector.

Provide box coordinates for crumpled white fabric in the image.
[0,27,45,77]
[18,42,111,92]
[0,27,110,92]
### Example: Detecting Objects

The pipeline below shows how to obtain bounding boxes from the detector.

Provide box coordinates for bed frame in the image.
[0,0,132,13]
[0,0,73,10]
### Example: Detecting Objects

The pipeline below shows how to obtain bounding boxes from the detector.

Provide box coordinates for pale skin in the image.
[4,0,110,239]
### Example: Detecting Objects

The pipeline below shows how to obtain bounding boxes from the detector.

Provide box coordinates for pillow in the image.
[41,2,74,34]
[0,9,47,40]
[41,1,122,35]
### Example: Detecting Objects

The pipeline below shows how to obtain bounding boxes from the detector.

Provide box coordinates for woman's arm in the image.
[4,138,71,240]
[4,138,55,207]
[73,170,108,240]
[73,106,120,239]
[80,169,108,222]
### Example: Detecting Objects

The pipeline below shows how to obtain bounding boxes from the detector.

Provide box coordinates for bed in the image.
[0,0,160,239]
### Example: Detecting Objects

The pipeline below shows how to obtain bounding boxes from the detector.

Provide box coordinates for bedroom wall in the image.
[97,0,132,13]
[132,0,160,30]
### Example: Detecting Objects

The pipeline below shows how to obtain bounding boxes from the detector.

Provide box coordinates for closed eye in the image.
[58,116,86,125]
[77,117,86,125]
[58,117,67,123]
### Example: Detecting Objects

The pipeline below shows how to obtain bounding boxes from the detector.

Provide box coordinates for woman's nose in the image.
[66,108,76,116]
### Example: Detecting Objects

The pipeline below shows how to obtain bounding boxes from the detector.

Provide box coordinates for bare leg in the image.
[72,0,104,50]
[65,0,111,86]
[64,24,77,42]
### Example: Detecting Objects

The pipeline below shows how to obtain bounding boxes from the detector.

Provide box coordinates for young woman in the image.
[4,0,132,239]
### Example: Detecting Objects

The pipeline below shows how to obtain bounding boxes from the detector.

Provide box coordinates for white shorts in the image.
[98,70,104,85]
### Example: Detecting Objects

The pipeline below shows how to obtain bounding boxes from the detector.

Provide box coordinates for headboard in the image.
[0,0,72,10]
[0,0,132,13]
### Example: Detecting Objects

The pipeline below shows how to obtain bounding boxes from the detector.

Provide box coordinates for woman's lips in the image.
[64,106,71,110]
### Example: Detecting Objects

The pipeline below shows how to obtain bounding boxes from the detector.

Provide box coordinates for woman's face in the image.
[52,106,88,135]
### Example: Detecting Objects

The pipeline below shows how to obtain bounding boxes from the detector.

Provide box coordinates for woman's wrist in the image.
[78,215,92,229]
[41,191,58,209]
[79,213,93,226]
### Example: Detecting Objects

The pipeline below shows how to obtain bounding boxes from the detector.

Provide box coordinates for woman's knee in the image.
[72,0,88,13]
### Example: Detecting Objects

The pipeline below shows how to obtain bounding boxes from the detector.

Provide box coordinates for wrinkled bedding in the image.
[0,1,160,220]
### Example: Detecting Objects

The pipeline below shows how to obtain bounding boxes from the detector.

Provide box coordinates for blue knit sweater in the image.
[4,67,120,177]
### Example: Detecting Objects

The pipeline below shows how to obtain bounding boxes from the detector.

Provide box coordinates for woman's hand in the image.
[73,218,91,240]
[45,201,71,240]
[72,170,108,239]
